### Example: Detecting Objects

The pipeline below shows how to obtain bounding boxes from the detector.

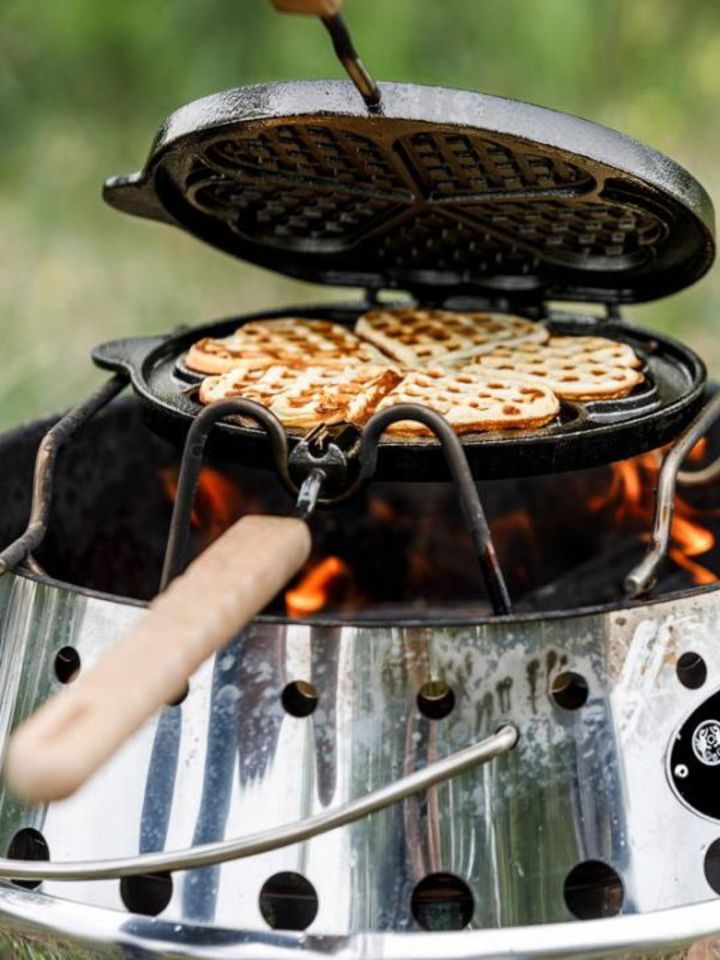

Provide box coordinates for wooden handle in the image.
[271,0,342,15]
[4,515,311,804]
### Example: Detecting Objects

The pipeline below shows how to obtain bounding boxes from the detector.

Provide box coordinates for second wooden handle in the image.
[4,515,311,804]
[271,0,342,15]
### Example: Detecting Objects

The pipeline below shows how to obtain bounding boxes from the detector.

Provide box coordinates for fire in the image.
[160,467,251,543]
[285,556,355,618]
[588,441,717,586]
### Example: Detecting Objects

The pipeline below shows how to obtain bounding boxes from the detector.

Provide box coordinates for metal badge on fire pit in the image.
[669,690,720,818]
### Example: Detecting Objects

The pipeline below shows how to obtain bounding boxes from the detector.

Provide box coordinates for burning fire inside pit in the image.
[587,441,717,587]
[285,556,357,617]
[11,397,718,614]
[157,438,719,620]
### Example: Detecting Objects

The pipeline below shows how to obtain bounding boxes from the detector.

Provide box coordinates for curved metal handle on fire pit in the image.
[0,725,517,882]
[625,391,720,597]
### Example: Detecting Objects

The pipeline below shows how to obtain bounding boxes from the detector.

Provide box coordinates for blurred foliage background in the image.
[1,0,719,426]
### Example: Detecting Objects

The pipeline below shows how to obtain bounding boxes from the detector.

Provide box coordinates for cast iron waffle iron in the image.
[97,80,715,481]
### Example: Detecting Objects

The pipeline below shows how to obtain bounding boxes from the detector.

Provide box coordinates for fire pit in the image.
[0,4,719,959]
[0,390,719,958]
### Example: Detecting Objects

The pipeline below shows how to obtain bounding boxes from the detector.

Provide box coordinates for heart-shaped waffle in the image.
[186,318,389,375]
[355,308,549,368]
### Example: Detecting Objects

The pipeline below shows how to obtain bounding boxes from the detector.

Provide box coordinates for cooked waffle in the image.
[374,368,560,436]
[186,318,389,375]
[465,335,644,400]
[355,308,549,367]
[199,363,402,429]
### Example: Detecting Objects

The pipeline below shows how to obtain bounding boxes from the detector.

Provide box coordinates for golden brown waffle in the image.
[464,336,644,400]
[355,308,549,367]
[199,363,402,429]
[374,368,560,436]
[186,318,389,375]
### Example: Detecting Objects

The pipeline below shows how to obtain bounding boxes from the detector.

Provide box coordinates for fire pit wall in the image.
[0,395,717,613]
[0,395,719,938]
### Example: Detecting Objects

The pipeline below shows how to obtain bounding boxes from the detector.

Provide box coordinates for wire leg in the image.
[625,391,720,597]
[0,375,127,577]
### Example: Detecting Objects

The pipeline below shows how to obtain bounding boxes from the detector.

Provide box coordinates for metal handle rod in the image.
[678,456,720,488]
[625,392,720,597]
[0,375,127,577]
[162,401,511,613]
[270,0,380,110]
[342,404,513,615]
[0,725,517,882]
[160,399,291,590]
[321,14,381,110]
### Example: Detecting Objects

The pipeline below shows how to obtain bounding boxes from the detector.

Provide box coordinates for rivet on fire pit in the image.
[417,681,455,721]
[120,872,173,917]
[259,872,319,931]
[550,671,589,711]
[6,828,49,891]
[677,652,708,690]
[563,860,624,920]
[281,680,319,718]
[411,873,474,931]
[53,646,80,685]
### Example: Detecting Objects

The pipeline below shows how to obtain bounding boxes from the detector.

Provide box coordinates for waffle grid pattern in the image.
[180,120,668,279]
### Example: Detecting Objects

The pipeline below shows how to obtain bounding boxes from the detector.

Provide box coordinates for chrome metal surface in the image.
[625,391,720,597]
[1,572,720,958]
[0,727,517,882]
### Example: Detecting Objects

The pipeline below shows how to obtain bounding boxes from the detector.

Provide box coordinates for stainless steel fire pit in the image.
[0,398,719,958]
[1,1,719,954]
[1,565,720,957]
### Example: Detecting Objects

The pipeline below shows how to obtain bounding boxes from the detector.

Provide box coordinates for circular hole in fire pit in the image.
[551,671,589,711]
[703,838,720,894]
[53,646,80,685]
[259,872,319,930]
[417,680,455,720]
[563,860,624,919]
[677,652,707,690]
[120,872,173,916]
[7,828,50,890]
[281,680,319,718]
[411,873,474,930]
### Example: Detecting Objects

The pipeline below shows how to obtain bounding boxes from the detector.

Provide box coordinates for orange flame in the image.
[285,556,353,618]
[587,442,717,586]
[160,467,248,543]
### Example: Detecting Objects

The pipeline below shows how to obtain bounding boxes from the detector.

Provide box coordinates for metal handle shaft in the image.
[625,392,720,597]
[269,0,380,110]
[0,725,517,881]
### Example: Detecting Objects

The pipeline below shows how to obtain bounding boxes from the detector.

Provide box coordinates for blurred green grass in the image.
[1,0,719,427]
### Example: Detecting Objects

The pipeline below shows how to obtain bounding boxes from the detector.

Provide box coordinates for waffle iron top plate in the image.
[104,81,715,304]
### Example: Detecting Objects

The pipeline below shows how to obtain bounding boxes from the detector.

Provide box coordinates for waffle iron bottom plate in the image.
[93,304,706,482]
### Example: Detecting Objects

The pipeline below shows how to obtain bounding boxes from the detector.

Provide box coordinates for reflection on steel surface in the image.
[1,572,720,956]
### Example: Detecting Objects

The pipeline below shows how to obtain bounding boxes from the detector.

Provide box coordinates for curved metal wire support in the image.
[160,400,294,590]
[0,376,128,578]
[336,404,513,614]
[162,402,512,613]
[679,459,720,488]
[625,391,720,598]
[0,725,517,883]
